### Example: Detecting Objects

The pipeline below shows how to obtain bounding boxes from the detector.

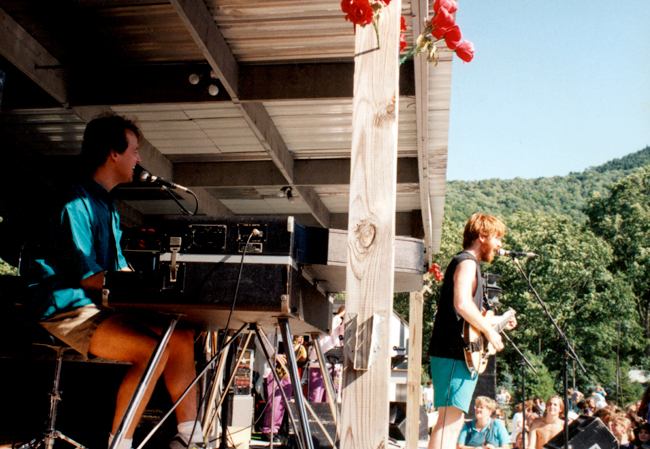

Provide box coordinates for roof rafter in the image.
[170,0,331,228]
[173,158,420,188]
[0,6,67,104]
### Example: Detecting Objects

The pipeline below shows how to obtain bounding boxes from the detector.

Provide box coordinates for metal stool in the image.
[17,334,87,449]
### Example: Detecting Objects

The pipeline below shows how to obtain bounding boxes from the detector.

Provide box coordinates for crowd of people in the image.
[421,385,650,449]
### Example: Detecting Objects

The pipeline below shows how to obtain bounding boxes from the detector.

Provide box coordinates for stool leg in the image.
[44,348,66,449]
[17,346,88,449]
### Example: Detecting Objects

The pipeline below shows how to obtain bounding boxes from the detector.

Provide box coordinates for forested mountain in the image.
[444,145,650,222]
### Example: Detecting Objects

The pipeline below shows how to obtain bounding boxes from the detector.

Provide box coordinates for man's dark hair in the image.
[79,114,141,174]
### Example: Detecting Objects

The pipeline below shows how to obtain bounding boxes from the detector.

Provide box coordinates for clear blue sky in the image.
[446,0,650,181]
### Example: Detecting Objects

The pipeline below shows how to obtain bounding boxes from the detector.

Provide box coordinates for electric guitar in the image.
[463,309,516,375]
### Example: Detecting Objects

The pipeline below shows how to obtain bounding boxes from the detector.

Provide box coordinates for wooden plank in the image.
[412,0,433,255]
[341,0,401,447]
[169,0,239,99]
[238,101,331,228]
[174,158,419,188]
[0,6,67,104]
[406,291,424,449]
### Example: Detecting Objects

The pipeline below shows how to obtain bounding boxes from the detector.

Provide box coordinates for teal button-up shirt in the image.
[28,180,128,319]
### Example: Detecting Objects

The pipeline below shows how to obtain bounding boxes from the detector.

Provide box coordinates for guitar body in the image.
[463,309,516,375]
[463,310,494,375]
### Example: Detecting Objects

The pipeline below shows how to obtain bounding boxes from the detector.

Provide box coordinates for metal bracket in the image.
[344,312,386,371]
[169,237,182,282]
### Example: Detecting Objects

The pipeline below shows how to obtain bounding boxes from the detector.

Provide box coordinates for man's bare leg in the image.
[157,327,198,423]
[427,406,465,449]
[89,315,173,438]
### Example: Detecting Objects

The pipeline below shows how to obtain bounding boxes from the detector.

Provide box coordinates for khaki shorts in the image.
[40,304,115,358]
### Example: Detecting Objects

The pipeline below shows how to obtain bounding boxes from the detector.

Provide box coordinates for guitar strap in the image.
[482,419,494,446]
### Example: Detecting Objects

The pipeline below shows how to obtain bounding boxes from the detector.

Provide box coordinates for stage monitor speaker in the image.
[468,355,496,418]
[543,415,618,449]
[388,401,429,441]
[287,402,337,449]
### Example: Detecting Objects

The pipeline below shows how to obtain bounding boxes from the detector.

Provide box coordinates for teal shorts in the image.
[430,356,478,413]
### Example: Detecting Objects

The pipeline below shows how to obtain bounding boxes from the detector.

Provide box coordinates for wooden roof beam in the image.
[174,158,420,188]
[72,106,233,218]
[238,102,330,227]
[412,0,433,255]
[0,6,67,105]
[170,0,331,228]
[65,62,414,105]
[169,0,239,99]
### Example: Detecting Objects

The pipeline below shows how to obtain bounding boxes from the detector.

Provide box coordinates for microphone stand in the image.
[501,332,536,449]
[509,256,586,449]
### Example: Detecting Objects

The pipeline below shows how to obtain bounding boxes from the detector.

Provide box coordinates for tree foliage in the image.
[444,146,650,222]
[493,213,643,401]
[585,165,650,356]
[394,147,650,403]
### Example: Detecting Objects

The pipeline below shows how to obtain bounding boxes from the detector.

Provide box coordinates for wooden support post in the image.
[340,0,402,447]
[406,291,424,449]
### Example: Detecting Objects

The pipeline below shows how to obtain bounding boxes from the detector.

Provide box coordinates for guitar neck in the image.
[492,311,515,334]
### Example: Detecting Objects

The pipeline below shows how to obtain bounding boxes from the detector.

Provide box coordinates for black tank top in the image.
[427,251,483,361]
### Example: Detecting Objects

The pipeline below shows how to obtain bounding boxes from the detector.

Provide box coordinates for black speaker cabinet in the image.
[544,415,618,449]
[388,401,429,441]
[287,402,337,449]
[468,355,496,418]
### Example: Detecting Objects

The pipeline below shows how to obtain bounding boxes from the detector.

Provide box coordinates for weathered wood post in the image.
[340,0,402,447]
[406,291,424,448]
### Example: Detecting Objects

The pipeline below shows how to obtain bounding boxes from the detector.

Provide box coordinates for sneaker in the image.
[169,435,210,449]
[261,433,283,445]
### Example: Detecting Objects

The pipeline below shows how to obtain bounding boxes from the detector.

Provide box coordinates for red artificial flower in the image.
[341,0,374,26]
[399,33,407,51]
[400,15,407,32]
[443,24,462,50]
[429,264,443,282]
[455,40,474,63]
[433,0,458,14]
[433,7,455,29]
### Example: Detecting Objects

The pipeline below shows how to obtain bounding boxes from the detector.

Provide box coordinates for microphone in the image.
[139,171,189,192]
[496,249,539,259]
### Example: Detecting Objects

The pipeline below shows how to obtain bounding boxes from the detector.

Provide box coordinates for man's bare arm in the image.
[79,271,106,290]
[528,428,538,449]
[453,260,504,351]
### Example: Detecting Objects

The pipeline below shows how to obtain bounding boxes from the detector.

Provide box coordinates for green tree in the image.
[493,213,643,394]
[585,165,650,356]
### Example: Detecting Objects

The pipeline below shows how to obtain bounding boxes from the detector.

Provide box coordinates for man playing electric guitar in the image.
[427,214,518,449]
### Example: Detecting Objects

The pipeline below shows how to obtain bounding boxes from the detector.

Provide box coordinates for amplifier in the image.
[104,216,333,334]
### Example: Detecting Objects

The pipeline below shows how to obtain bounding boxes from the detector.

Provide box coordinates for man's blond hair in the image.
[463,213,506,249]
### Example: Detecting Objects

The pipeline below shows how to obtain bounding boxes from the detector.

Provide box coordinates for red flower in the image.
[399,33,407,51]
[431,25,448,40]
[429,264,443,282]
[400,16,407,32]
[341,0,374,26]
[433,0,458,14]
[455,40,474,63]
[444,24,462,49]
[433,7,455,29]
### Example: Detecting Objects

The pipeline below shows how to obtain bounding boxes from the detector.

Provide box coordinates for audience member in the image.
[457,397,510,449]
[638,385,650,423]
[633,422,650,447]
[609,415,634,449]
[509,403,525,443]
[423,380,434,413]
[529,396,564,449]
